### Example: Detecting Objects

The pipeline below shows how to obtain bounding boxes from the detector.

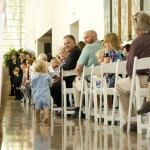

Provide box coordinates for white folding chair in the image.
[90,65,102,122]
[99,61,119,125]
[111,60,127,127]
[147,112,150,138]
[79,65,93,119]
[127,57,150,134]
[61,69,77,117]
[91,61,126,125]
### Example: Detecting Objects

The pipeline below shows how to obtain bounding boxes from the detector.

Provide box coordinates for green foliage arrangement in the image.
[3,48,35,67]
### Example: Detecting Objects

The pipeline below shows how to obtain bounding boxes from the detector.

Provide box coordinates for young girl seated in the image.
[31,60,53,123]
[103,33,126,108]
[50,57,60,72]
[103,32,126,87]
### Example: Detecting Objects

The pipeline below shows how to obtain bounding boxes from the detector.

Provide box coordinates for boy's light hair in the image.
[58,46,66,53]
[96,48,107,56]
[32,60,47,73]
[51,57,60,64]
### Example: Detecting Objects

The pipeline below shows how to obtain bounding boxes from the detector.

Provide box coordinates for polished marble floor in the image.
[0,68,150,150]
[0,97,150,150]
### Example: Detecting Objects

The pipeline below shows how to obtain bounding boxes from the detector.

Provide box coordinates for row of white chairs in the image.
[79,60,126,128]
[50,57,150,138]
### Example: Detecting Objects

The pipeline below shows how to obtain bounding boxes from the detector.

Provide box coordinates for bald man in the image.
[72,30,104,118]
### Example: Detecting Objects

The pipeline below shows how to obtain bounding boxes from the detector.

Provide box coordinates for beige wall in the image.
[25,0,104,56]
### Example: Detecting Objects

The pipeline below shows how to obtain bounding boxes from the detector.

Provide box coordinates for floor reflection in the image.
[1,99,150,150]
[34,124,51,150]
[62,118,150,150]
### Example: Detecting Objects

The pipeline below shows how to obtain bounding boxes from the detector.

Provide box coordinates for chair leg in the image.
[99,90,103,124]
[64,93,67,118]
[104,91,108,125]
[88,93,93,120]
[85,91,89,120]
[119,103,124,129]
[88,92,92,120]
[51,97,54,114]
[79,83,85,119]
[111,92,117,127]
[147,112,150,138]
[94,91,98,122]
[79,91,84,119]
[69,94,73,106]
[136,93,142,134]
[127,95,134,132]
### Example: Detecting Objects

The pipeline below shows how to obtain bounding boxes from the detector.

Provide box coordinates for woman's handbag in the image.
[74,77,82,91]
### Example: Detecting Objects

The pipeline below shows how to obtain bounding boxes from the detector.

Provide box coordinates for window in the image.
[3,0,25,51]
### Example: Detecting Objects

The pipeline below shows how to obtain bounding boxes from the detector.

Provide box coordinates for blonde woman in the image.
[31,60,53,123]
[103,33,126,108]
[103,32,126,87]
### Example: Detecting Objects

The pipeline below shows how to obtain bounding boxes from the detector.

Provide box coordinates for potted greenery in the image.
[3,48,35,67]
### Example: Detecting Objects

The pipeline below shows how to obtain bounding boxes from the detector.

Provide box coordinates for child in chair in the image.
[31,60,53,123]
[50,57,60,72]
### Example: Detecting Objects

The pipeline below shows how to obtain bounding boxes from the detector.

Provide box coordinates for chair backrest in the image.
[61,69,76,78]
[130,56,150,102]
[91,65,101,89]
[80,65,93,91]
[49,71,60,78]
[101,62,118,87]
[80,65,93,107]
[117,61,127,78]
[61,69,77,89]
[135,57,150,70]
[82,66,93,76]
[114,60,127,88]
[131,57,150,91]
[92,65,101,77]
[61,69,77,108]
[101,62,117,74]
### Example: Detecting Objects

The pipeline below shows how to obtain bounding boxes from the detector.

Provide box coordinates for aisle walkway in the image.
[1,97,150,150]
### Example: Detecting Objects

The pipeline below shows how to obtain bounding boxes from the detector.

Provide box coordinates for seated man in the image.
[50,35,81,108]
[72,30,104,118]
[116,11,150,131]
